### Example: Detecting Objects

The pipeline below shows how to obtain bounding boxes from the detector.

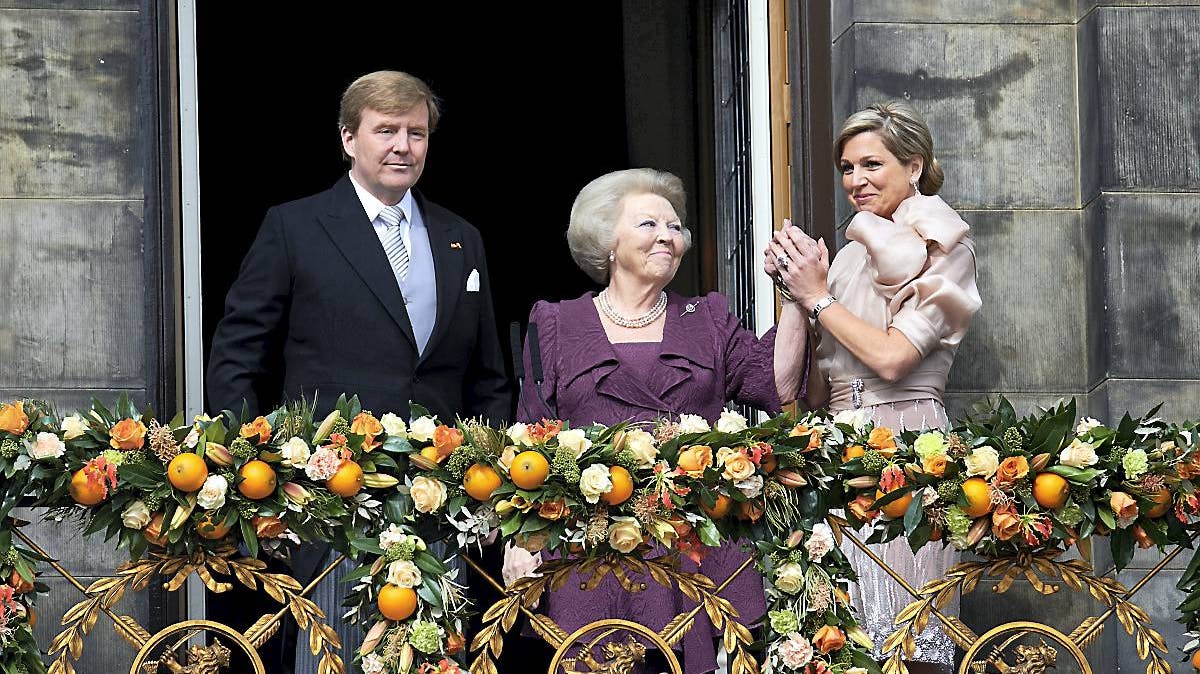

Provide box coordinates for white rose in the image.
[60,414,88,440]
[736,474,764,499]
[774,562,805,594]
[386,559,423,588]
[379,523,407,549]
[608,518,642,554]
[1059,438,1100,468]
[183,428,200,449]
[380,413,407,437]
[715,410,748,433]
[361,654,386,674]
[623,429,658,467]
[196,475,229,510]
[408,416,438,443]
[557,429,593,458]
[579,464,613,504]
[1075,417,1102,436]
[278,437,311,468]
[963,446,1000,478]
[410,475,448,513]
[122,500,151,529]
[804,523,834,562]
[922,486,939,506]
[677,414,711,434]
[29,432,66,460]
[832,408,868,431]
[507,422,534,447]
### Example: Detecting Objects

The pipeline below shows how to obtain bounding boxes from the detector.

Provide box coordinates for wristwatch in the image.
[810,295,837,320]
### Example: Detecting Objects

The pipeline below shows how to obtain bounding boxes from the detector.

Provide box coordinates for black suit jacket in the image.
[206,175,511,425]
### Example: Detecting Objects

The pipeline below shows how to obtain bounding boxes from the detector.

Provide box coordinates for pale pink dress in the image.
[815,194,981,671]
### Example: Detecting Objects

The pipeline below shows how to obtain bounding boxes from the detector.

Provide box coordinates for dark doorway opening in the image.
[197,2,714,418]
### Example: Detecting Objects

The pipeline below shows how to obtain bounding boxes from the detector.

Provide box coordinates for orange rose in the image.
[252,516,288,539]
[445,631,466,656]
[109,418,148,450]
[1111,491,1139,521]
[995,455,1030,487]
[847,493,879,523]
[720,449,757,481]
[991,505,1022,541]
[921,454,947,477]
[677,445,714,475]
[433,425,464,459]
[239,416,272,444]
[351,412,383,451]
[0,401,29,435]
[538,499,571,521]
[812,625,846,653]
[789,424,823,451]
[868,427,897,455]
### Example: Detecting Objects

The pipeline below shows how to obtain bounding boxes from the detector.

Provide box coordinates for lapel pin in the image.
[680,303,697,317]
[450,242,462,249]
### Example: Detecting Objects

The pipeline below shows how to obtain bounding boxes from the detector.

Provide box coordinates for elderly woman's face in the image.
[611,192,683,285]
[839,131,921,220]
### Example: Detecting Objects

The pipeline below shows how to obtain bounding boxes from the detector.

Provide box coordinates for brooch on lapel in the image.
[450,242,462,249]
[680,302,698,317]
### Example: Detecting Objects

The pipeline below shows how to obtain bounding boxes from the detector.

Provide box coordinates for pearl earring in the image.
[608,251,615,262]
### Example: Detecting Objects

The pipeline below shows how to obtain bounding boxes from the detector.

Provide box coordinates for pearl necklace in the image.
[598,289,668,328]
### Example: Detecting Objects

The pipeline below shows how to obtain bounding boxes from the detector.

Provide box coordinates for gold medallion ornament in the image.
[130,620,260,674]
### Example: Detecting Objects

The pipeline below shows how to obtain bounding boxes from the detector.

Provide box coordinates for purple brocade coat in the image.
[517,291,780,674]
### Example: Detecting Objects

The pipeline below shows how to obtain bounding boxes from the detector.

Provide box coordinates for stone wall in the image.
[829,2,1200,671]
[0,1,165,671]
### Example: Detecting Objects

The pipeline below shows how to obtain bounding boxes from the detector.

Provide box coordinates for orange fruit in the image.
[326,460,365,497]
[1191,648,1200,671]
[10,569,33,594]
[143,513,168,547]
[238,460,278,500]
[875,488,913,519]
[168,453,209,492]
[702,494,733,520]
[378,584,418,621]
[1032,472,1070,510]
[601,466,634,506]
[420,446,441,463]
[463,463,502,501]
[843,445,866,463]
[1145,488,1173,518]
[68,467,107,505]
[196,514,231,540]
[961,477,994,518]
[511,450,550,490]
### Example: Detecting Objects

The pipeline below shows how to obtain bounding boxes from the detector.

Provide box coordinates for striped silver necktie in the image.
[378,204,409,283]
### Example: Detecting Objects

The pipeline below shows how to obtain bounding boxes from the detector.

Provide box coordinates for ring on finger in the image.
[775,252,790,270]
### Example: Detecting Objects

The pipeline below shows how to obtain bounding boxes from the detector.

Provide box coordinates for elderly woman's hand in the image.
[765,221,830,311]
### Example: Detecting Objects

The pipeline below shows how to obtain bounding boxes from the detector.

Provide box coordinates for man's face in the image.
[341,105,430,204]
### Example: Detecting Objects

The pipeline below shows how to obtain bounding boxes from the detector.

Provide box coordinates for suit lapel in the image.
[418,192,464,363]
[316,177,418,350]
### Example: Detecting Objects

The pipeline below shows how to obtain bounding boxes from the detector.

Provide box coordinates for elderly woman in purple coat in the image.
[504,168,810,673]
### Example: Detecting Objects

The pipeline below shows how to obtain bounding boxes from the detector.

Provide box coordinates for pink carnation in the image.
[305,447,341,481]
[777,632,814,670]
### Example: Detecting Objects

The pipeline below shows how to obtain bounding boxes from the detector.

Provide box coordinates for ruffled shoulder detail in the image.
[844,194,970,296]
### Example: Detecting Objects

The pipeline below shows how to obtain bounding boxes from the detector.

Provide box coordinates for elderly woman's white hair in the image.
[567,168,692,284]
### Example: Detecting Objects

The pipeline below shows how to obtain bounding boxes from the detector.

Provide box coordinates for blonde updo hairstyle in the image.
[567,168,692,284]
[834,101,944,196]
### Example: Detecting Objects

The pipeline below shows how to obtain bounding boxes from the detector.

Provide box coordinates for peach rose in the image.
[847,494,879,523]
[812,625,846,654]
[350,412,383,450]
[433,425,464,459]
[239,416,272,444]
[789,425,823,451]
[0,401,29,435]
[719,448,757,481]
[677,445,714,475]
[252,516,288,539]
[868,427,897,455]
[921,454,947,478]
[991,505,1022,541]
[1110,491,1139,523]
[538,499,571,521]
[995,455,1030,487]
[109,418,148,450]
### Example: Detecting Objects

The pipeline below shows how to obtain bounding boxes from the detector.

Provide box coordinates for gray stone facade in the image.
[830,2,1200,672]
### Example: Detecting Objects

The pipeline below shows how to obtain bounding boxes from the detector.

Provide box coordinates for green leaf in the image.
[903,492,926,537]
[415,554,445,577]
[350,536,385,555]
[1110,527,1133,571]
[1096,502,1116,529]
[385,493,410,524]
[1048,465,1102,484]
[697,518,721,547]
[240,517,259,558]
[1179,550,1200,589]
[500,514,523,537]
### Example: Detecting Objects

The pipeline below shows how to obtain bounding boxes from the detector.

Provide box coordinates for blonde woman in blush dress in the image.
[765,102,981,674]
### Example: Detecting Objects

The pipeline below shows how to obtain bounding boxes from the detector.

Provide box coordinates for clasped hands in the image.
[763,219,830,311]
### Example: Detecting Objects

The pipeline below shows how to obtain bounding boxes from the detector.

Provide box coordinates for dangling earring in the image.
[910,174,920,194]
[608,251,615,262]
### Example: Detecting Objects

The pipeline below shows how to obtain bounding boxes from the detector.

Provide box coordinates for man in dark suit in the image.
[206,70,510,672]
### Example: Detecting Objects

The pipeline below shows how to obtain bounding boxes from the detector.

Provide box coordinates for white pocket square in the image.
[466,268,480,292]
